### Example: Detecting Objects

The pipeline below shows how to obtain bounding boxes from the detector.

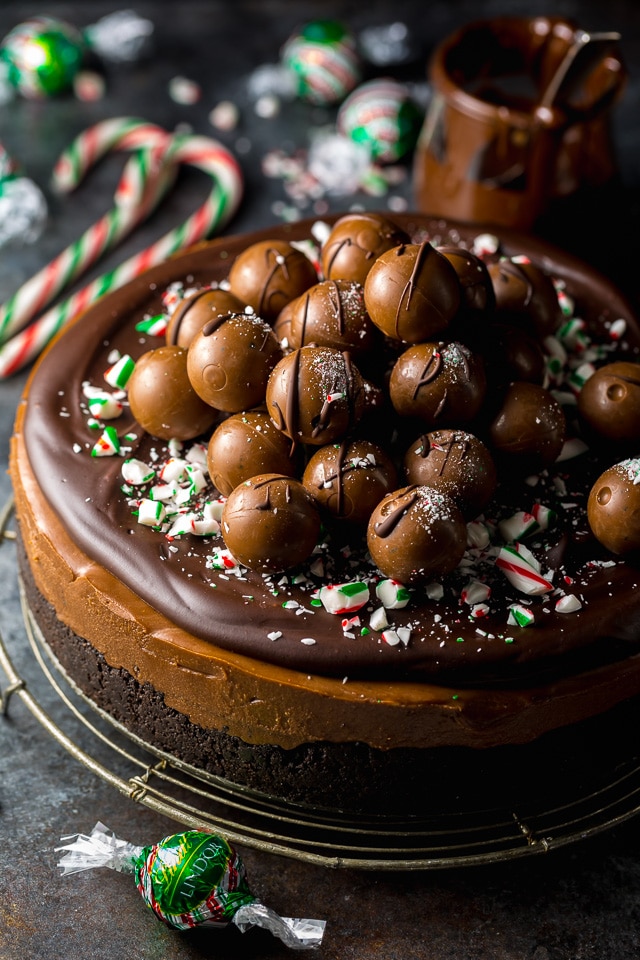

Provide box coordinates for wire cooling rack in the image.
[3,497,640,869]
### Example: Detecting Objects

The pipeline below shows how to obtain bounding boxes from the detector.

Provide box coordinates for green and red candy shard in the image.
[56,822,325,948]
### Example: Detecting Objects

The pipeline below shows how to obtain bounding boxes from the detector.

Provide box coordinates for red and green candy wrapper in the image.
[56,822,325,948]
[0,12,153,100]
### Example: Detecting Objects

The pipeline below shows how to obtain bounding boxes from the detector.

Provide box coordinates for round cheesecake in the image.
[11,213,640,816]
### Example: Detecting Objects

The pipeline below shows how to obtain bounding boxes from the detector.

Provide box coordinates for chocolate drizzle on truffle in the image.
[374,486,419,537]
[167,288,212,345]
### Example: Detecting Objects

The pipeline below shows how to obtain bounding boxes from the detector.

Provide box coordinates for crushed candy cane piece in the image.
[496,544,554,596]
[375,579,410,609]
[609,318,627,340]
[183,463,207,495]
[470,603,490,619]
[137,499,166,526]
[369,607,388,631]
[121,459,155,485]
[192,517,221,537]
[498,510,539,542]
[425,582,444,600]
[461,580,491,605]
[472,233,499,256]
[555,287,575,318]
[104,354,135,389]
[185,442,209,468]
[203,499,225,523]
[530,503,556,530]
[557,316,586,348]
[466,520,490,550]
[508,603,535,627]
[318,581,369,615]
[135,314,167,337]
[382,629,401,646]
[568,361,596,392]
[91,426,120,457]
[87,391,124,420]
[160,457,188,482]
[207,548,241,572]
[165,513,197,537]
[555,594,582,613]
[557,437,589,461]
[150,481,179,501]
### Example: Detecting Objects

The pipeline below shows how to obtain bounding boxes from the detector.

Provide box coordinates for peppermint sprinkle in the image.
[135,314,167,337]
[104,354,135,389]
[122,458,155,485]
[91,426,120,457]
[555,594,583,614]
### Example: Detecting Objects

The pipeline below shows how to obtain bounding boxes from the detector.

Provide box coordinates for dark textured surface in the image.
[1,2,640,958]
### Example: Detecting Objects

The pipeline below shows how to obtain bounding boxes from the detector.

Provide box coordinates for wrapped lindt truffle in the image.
[0,11,153,100]
[56,822,325,947]
[0,140,47,248]
[337,78,422,164]
[281,19,361,105]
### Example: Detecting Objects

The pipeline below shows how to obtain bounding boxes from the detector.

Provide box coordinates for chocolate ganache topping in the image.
[21,215,640,684]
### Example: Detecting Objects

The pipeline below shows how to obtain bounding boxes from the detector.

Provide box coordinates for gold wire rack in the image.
[3,497,640,869]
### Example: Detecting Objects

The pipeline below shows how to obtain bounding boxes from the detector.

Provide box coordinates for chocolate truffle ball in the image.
[578,362,640,444]
[207,411,299,496]
[367,484,467,583]
[187,313,282,413]
[166,288,246,348]
[227,239,318,322]
[302,438,398,525]
[363,240,461,343]
[588,459,640,555]
[404,429,497,519]
[289,279,377,355]
[389,341,486,426]
[487,258,562,338]
[321,212,410,285]
[221,474,321,572]
[438,245,495,317]
[266,346,366,447]
[127,345,219,441]
[488,381,566,469]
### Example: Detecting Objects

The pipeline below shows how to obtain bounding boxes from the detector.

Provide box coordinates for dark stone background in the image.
[0,2,639,958]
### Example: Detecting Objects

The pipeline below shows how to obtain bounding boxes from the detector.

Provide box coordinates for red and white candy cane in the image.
[0,118,176,346]
[52,117,171,194]
[0,130,243,378]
